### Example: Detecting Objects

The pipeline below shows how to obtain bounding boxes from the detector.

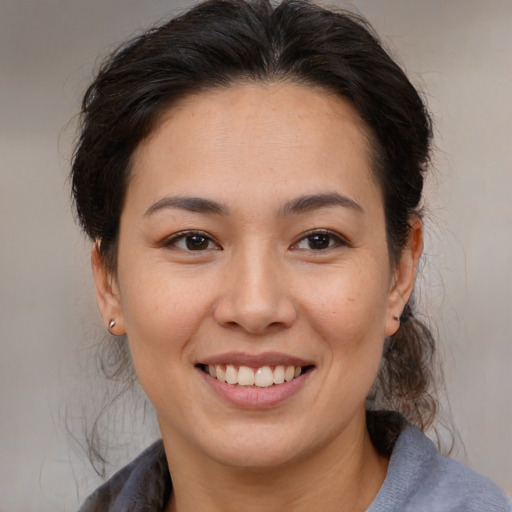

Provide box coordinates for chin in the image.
[197,421,322,470]
[212,442,302,471]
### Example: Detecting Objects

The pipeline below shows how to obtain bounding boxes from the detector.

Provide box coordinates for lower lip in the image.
[199,368,312,409]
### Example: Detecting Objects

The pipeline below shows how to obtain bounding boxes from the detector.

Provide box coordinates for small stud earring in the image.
[108,320,116,330]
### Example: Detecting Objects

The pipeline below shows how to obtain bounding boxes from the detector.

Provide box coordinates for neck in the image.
[162,412,388,512]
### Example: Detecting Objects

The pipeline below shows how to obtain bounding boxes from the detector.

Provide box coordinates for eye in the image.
[164,231,220,251]
[291,230,347,251]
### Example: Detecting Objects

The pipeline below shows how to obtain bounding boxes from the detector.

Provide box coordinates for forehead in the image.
[129,81,381,213]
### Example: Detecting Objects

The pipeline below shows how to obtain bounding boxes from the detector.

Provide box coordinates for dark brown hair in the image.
[71,0,439,472]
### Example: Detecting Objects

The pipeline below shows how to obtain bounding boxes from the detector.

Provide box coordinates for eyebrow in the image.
[279,192,363,216]
[144,196,229,217]
[143,192,362,218]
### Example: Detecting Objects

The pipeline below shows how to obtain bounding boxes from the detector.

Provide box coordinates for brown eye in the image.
[164,231,220,252]
[292,230,348,251]
[306,234,332,250]
[185,235,210,250]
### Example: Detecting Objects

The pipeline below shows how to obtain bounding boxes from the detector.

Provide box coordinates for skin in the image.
[92,82,423,512]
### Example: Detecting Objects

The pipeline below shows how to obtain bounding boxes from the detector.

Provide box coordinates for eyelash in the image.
[291,229,349,252]
[162,231,220,252]
[161,229,349,253]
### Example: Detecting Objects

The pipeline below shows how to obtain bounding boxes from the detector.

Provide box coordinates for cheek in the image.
[302,263,390,342]
[118,272,212,416]
[118,269,212,365]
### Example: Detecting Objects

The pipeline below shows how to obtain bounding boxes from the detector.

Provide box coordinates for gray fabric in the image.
[367,426,512,512]
[78,425,511,511]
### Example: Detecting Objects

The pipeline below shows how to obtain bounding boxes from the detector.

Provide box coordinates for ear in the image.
[91,242,125,335]
[385,217,423,337]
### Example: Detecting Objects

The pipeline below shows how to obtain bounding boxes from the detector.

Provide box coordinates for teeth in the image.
[254,366,273,387]
[205,364,306,387]
[284,365,295,382]
[273,365,285,384]
[216,364,226,383]
[238,365,255,386]
[225,364,238,385]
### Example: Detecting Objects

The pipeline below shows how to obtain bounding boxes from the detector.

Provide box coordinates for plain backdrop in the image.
[1,1,511,510]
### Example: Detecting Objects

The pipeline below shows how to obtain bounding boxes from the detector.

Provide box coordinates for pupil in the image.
[186,236,208,250]
[309,234,330,250]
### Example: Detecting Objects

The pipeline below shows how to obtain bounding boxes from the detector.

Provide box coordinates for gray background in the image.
[1,1,511,510]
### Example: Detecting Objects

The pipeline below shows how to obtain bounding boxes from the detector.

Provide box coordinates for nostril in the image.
[226,321,239,327]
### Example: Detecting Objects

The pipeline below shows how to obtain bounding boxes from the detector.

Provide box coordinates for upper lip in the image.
[198,352,315,368]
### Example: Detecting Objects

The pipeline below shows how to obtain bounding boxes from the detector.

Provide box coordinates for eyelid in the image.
[290,228,351,250]
[160,230,221,251]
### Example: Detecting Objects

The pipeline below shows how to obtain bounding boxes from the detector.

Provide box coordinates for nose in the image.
[213,247,297,334]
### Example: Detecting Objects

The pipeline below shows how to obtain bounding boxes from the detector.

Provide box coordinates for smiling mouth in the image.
[198,364,314,388]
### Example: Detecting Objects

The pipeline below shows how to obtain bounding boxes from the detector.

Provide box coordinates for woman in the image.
[71,0,510,510]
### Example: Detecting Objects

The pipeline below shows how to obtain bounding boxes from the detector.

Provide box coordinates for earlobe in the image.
[91,242,125,335]
[385,218,423,337]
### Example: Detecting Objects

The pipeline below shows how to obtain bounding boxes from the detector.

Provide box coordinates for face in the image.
[93,82,420,470]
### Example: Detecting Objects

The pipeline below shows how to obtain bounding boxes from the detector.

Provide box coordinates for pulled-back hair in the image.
[71,0,439,472]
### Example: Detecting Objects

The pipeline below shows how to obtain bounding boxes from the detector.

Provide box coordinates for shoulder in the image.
[368,425,511,512]
[78,440,171,512]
